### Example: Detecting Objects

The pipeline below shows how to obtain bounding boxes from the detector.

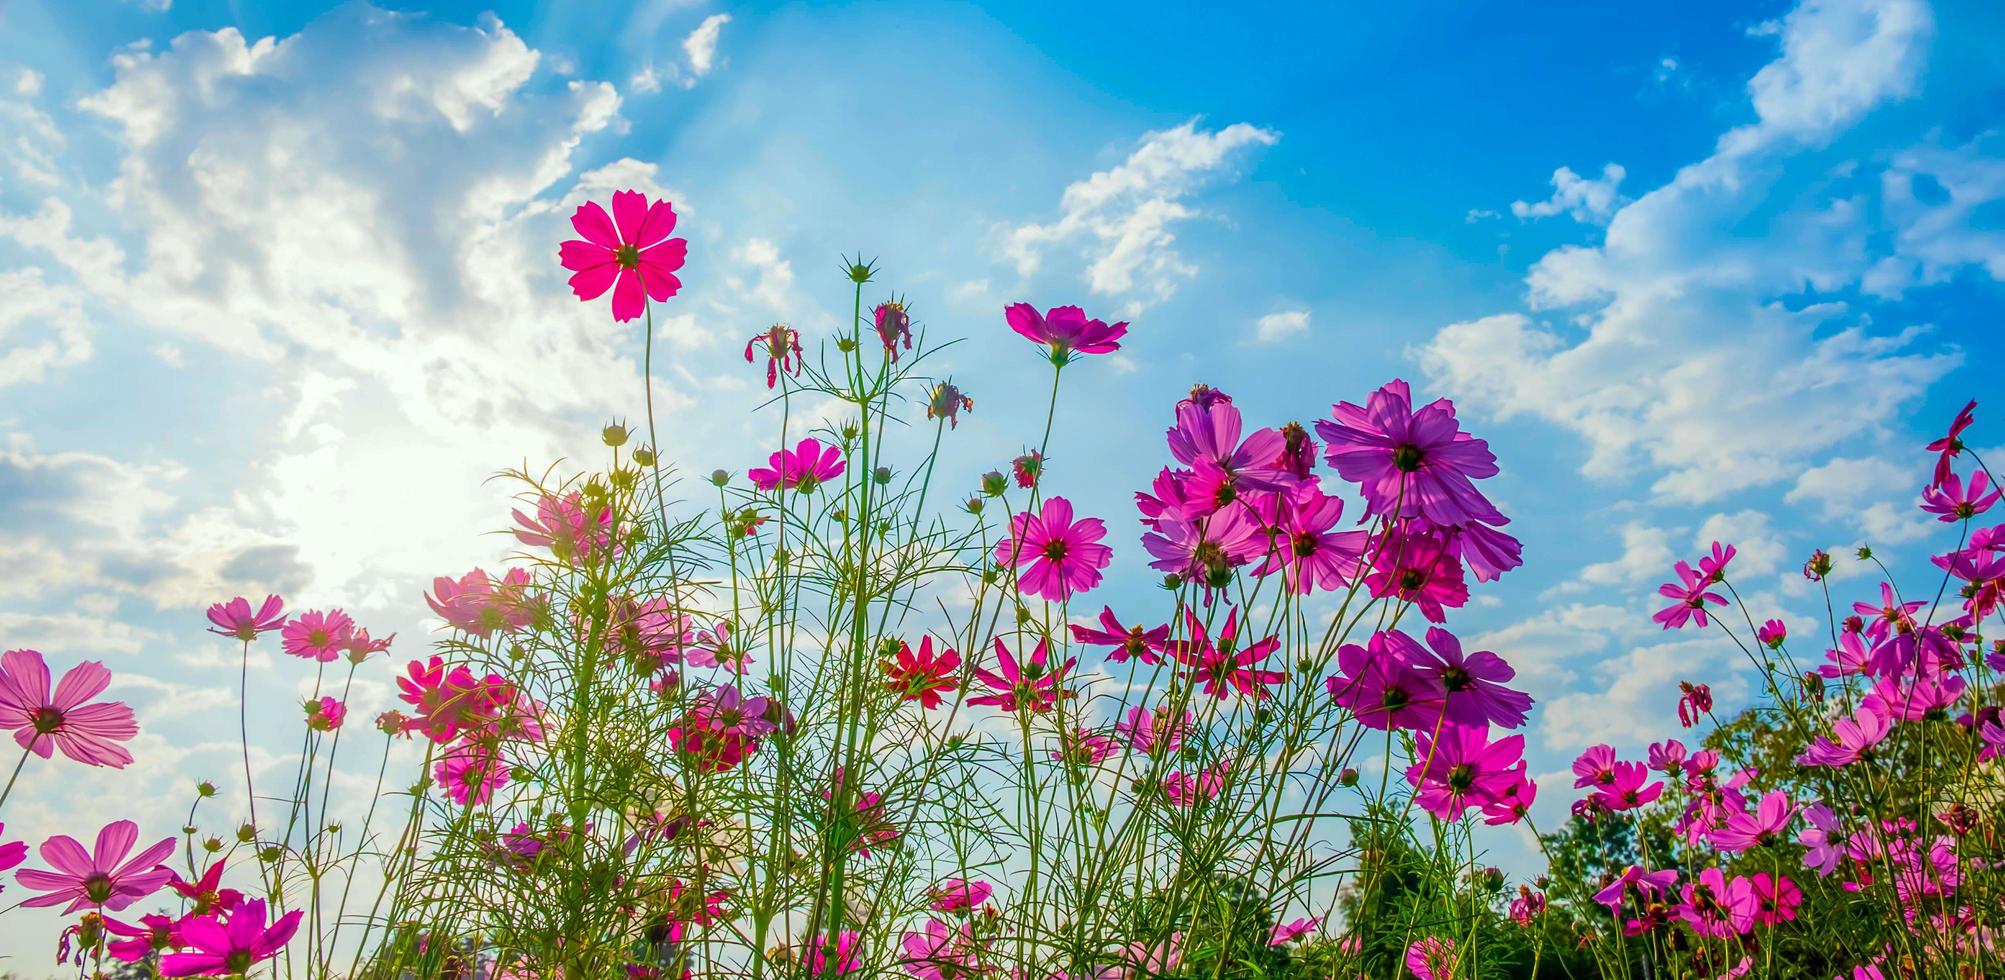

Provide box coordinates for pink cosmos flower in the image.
[305,696,346,732]
[1269,916,1319,945]
[806,930,862,976]
[159,898,303,977]
[1162,761,1230,807]
[749,438,847,492]
[926,878,992,914]
[435,742,510,806]
[1404,936,1457,980]
[1053,728,1120,767]
[881,637,959,710]
[1925,398,1976,488]
[0,649,139,768]
[1170,607,1285,700]
[280,609,355,662]
[1117,933,1182,978]
[1710,790,1794,852]
[103,912,178,963]
[995,497,1112,603]
[1648,739,1689,776]
[1817,631,1873,678]
[1921,469,1999,521]
[1070,607,1170,666]
[1508,890,1546,928]
[513,492,620,563]
[558,190,687,322]
[1593,762,1664,811]
[1757,618,1786,648]
[1653,560,1726,629]
[1697,541,1736,581]
[1116,705,1188,756]
[427,567,535,638]
[1676,867,1754,937]
[1011,450,1043,488]
[926,381,973,429]
[1410,626,1532,730]
[1572,744,1618,789]
[1406,726,1526,819]
[204,595,286,641]
[745,324,803,389]
[1480,770,1537,825]
[969,637,1075,714]
[1166,392,1299,508]
[1254,482,1364,594]
[1748,872,1800,926]
[900,917,981,980]
[1796,705,1892,767]
[1326,631,1447,731]
[1365,522,1469,623]
[0,822,26,879]
[15,820,174,912]
[168,861,243,915]
[1316,379,1502,528]
[1797,803,1845,876]
[1862,671,1965,721]
[1003,303,1128,365]
[1593,865,1679,916]
[1677,681,1712,727]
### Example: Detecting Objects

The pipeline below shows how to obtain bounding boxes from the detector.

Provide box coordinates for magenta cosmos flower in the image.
[968,636,1075,713]
[203,595,286,641]
[1411,627,1533,730]
[1316,379,1502,528]
[1069,606,1170,666]
[1255,482,1364,595]
[1170,607,1285,700]
[1921,469,1999,522]
[1404,936,1458,980]
[15,819,174,913]
[559,190,688,322]
[749,438,846,492]
[280,609,355,662]
[1003,302,1128,365]
[1925,398,1975,488]
[160,898,303,977]
[1325,631,1447,731]
[744,324,803,389]
[0,649,139,768]
[1652,559,1726,629]
[995,496,1112,603]
[1406,726,1526,820]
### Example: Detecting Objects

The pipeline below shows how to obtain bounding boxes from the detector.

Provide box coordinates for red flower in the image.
[881,637,960,709]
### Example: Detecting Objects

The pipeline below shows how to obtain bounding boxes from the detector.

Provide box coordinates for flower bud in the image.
[1338,767,1359,787]
[203,836,224,853]
[197,780,217,798]
[634,448,657,468]
[237,823,257,843]
[963,497,983,515]
[1855,545,1873,560]
[980,470,1008,497]
[709,469,732,487]
[874,466,893,486]
[602,422,631,447]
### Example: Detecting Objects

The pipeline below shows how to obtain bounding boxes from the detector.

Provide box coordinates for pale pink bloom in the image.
[927,878,992,914]
[1116,933,1181,977]
[749,438,847,492]
[0,648,139,768]
[160,898,302,977]
[900,918,982,980]
[305,696,346,732]
[280,609,355,662]
[1004,302,1128,364]
[1404,936,1457,980]
[513,492,619,564]
[1796,705,1892,767]
[1269,916,1319,945]
[1115,705,1188,756]
[204,595,286,641]
[435,742,509,806]
[427,568,535,637]
[1162,761,1229,807]
[15,819,174,913]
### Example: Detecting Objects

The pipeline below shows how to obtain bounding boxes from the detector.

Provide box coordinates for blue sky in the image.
[1,0,2003,958]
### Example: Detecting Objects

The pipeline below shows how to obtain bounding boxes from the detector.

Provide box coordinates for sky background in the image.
[1,0,2004,963]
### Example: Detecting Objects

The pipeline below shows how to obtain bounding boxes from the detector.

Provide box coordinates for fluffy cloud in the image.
[1510,163,1626,224]
[1252,309,1310,345]
[1420,0,1961,505]
[1001,119,1277,313]
[683,14,731,78]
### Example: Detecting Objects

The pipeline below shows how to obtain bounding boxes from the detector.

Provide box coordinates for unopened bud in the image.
[602,422,631,447]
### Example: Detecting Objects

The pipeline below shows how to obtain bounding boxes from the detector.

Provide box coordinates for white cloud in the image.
[1783,454,1935,544]
[683,14,731,79]
[631,63,664,95]
[1863,137,2005,297]
[15,68,44,96]
[1556,521,1675,594]
[1418,0,1958,505]
[0,267,91,385]
[1001,119,1277,312]
[1695,509,1788,577]
[1252,309,1310,345]
[1510,163,1626,224]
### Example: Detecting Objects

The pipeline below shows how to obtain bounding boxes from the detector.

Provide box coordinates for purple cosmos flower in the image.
[996,497,1112,603]
[1169,607,1286,700]
[1652,560,1726,630]
[15,820,174,913]
[159,899,303,977]
[1797,705,1892,768]
[1920,469,2000,522]
[1254,482,1366,594]
[1069,606,1169,666]
[1325,631,1447,731]
[749,438,847,492]
[1925,399,1975,489]
[1410,626,1533,730]
[1315,379,1502,527]
[1406,726,1526,820]
[1003,303,1128,365]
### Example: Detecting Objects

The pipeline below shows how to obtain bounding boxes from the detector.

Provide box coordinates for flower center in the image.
[1392,444,1425,472]
[31,706,64,734]
[1399,568,1427,591]
[1441,666,1470,691]
[83,873,113,903]
[1447,763,1474,792]
[616,243,641,269]
[1291,533,1318,557]
[1042,540,1069,562]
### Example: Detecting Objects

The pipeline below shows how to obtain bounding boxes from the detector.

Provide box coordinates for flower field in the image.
[0,184,1999,980]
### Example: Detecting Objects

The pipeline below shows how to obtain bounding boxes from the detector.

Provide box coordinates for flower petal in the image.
[569,201,619,249]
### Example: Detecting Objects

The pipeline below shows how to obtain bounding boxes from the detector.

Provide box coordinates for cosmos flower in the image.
[1326,631,1447,731]
[1115,705,1189,756]
[1676,867,1754,938]
[1748,872,1800,926]
[1052,728,1120,767]
[102,913,178,963]
[749,439,847,492]
[744,324,803,389]
[874,300,913,359]
[167,861,243,916]
[1003,303,1128,365]
[15,820,174,913]
[1169,607,1285,700]
[881,637,960,710]
[305,696,346,733]
[1796,705,1892,767]
[1710,790,1795,853]
[280,609,355,662]
[1592,762,1663,811]
[1480,770,1537,825]
[1269,917,1320,945]
[203,595,286,641]
[1756,618,1786,649]
[968,637,1075,714]
[1254,482,1365,594]
[1404,936,1458,980]
[1920,469,1999,522]
[0,649,139,768]
[900,918,981,980]
[1410,626,1533,730]
[1405,726,1526,820]
[1316,379,1502,528]
[926,381,973,428]
[995,497,1112,603]
[435,742,510,806]
[159,899,303,978]
[926,878,992,914]
[1924,399,1976,488]
[806,930,863,976]
[1069,607,1170,666]
[558,190,687,322]
[1652,560,1726,630]
[1364,522,1469,623]
[427,568,535,638]
[1162,761,1230,807]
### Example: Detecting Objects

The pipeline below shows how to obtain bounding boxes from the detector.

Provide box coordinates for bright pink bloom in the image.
[806,930,862,976]
[1326,631,1447,731]
[1170,607,1285,700]
[1166,392,1299,509]
[1921,469,1999,521]
[1572,744,1618,789]
[1316,379,1502,527]
[280,609,354,662]
[1162,761,1231,807]
[513,492,619,563]
[1003,302,1127,364]
[1677,681,1713,727]
[1925,399,1976,488]
[1052,727,1120,766]
[1796,705,1892,767]
[1711,790,1795,852]
[0,822,25,878]
[1011,450,1043,488]
[1269,916,1319,945]
[15,820,173,912]
[749,438,847,492]
[1676,867,1754,937]
[881,637,959,710]
[996,496,1112,602]
[926,878,992,914]
[204,595,286,641]
[103,912,178,962]
[1116,705,1188,756]
[1697,541,1736,581]
[1481,770,1537,825]
[1508,891,1546,927]
[1817,631,1873,678]
[1593,762,1664,811]
[558,190,687,322]
[1757,618,1786,648]
[1593,865,1679,916]
[1648,739,1689,776]
[1117,933,1182,977]
[745,324,803,389]
[1653,560,1726,629]
[0,649,138,768]
[306,696,346,732]
[1404,936,1457,980]
[427,567,535,637]
[167,861,243,915]
[1749,872,1800,926]
[1070,607,1169,666]
[900,918,981,980]
[1406,726,1525,819]
[1410,626,1532,730]
[159,898,303,977]
[968,637,1074,714]
[1365,522,1469,623]
[1254,482,1364,594]
[435,742,509,806]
